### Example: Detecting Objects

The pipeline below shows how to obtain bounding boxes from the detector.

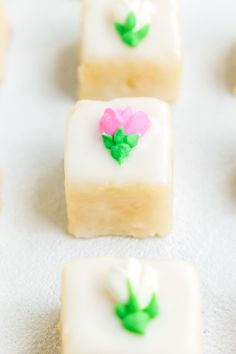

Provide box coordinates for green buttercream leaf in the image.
[121,25,150,48]
[124,12,136,31]
[113,128,126,145]
[122,31,140,48]
[125,134,139,148]
[110,143,131,164]
[102,133,113,149]
[136,24,150,41]
[114,282,160,336]
[114,22,127,37]
[115,303,128,320]
[114,6,150,49]
[123,312,150,335]
[144,294,160,319]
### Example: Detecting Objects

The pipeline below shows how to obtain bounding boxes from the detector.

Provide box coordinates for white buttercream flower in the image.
[114,0,153,30]
[107,259,158,308]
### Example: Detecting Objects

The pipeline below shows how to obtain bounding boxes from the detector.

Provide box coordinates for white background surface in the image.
[0,0,236,353]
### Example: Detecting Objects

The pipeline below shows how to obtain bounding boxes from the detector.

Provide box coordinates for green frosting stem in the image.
[101,128,139,164]
[114,281,160,335]
[114,12,150,48]
[111,143,131,165]
[123,312,150,335]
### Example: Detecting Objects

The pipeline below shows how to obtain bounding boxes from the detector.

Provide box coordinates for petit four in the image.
[61,257,203,354]
[78,0,182,102]
[65,97,172,238]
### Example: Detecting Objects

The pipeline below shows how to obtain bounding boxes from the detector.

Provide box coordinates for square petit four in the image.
[61,257,203,354]
[79,0,182,102]
[65,97,172,238]
[0,0,8,79]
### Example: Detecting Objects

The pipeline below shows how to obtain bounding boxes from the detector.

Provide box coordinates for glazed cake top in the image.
[61,258,202,354]
[65,97,172,186]
[80,0,182,63]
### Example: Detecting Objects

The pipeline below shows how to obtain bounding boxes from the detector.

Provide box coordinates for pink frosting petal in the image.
[124,111,150,135]
[99,108,122,135]
[117,107,133,124]
[99,107,150,136]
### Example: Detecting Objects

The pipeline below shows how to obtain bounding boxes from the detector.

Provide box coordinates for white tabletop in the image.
[0,0,236,353]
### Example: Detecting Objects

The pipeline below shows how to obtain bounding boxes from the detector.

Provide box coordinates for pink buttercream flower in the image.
[99,107,150,136]
[99,108,121,135]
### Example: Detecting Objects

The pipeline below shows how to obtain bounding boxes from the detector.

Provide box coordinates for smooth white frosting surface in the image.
[65,98,172,186]
[81,0,182,63]
[61,258,202,354]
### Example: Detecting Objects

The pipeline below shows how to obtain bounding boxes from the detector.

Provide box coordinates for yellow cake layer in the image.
[66,182,172,238]
[79,59,182,102]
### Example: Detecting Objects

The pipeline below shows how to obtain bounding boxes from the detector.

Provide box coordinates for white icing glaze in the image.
[81,0,182,64]
[107,258,158,308]
[61,258,203,354]
[114,0,153,30]
[65,98,172,186]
